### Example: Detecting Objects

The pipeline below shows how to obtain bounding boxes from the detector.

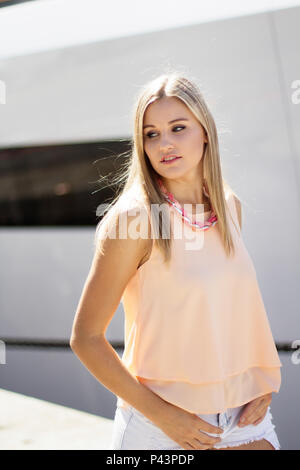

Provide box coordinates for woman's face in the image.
[143,96,208,180]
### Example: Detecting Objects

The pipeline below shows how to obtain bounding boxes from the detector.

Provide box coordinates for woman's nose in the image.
[160,138,175,152]
[161,145,175,153]
[159,132,175,148]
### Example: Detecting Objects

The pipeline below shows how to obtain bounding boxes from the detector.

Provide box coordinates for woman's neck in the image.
[157,175,211,213]
[177,198,211,214]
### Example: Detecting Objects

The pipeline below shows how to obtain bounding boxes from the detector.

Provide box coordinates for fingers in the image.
[195,430,222,448]
[192,437,219,450]
[238,406,268,427]
[210,424,224,434]
[237,402,259,426]
[183,441,196,450]
[252,416,264,425]
[183,431,220,450]
[238,394,272,427]
[191,416,223,450]
[197,418,223,435]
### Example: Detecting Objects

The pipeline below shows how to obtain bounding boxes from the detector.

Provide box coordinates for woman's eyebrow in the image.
[143,118,189,129]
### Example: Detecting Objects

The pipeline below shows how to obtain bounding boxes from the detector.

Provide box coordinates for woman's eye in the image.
[173,125,185,132]
[145,125,185,139]
[145,131,157,138]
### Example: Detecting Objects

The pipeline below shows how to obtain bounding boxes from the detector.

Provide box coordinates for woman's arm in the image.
[69,209,173,425]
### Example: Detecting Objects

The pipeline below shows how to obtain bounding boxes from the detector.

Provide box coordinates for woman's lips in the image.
[161,156,182,164]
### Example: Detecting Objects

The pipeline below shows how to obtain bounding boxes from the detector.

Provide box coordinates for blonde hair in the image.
[94,71,240,264]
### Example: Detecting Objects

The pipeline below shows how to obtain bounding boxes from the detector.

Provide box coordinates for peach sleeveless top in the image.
[116,189,282,414]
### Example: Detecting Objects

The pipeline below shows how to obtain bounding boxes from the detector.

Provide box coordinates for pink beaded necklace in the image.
[156,176,218,231]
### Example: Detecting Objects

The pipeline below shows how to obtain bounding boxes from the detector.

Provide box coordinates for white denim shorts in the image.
[109,403,281,450]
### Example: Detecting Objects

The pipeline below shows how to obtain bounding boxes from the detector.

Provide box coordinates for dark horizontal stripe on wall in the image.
[0,338,297,352]
[0,139,131,226]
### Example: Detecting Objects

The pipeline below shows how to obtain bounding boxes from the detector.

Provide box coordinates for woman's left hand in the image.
[237,392,272,427]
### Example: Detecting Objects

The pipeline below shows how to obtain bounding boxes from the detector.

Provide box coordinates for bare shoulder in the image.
[95,200,153,270]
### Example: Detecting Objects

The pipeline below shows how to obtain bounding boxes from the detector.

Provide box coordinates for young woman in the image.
[70,73,282,450]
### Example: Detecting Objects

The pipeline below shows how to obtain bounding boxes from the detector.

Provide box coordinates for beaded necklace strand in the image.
[156,176,218,231]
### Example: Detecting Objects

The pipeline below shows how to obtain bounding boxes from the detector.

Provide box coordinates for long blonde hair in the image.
[94,72,240,264]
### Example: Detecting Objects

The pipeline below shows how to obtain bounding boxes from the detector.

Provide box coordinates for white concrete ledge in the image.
[0,388,113,450]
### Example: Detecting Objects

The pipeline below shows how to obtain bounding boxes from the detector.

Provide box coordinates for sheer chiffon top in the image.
[116,189,282,414]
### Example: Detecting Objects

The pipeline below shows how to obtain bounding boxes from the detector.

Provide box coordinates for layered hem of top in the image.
[117,365,281,414]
